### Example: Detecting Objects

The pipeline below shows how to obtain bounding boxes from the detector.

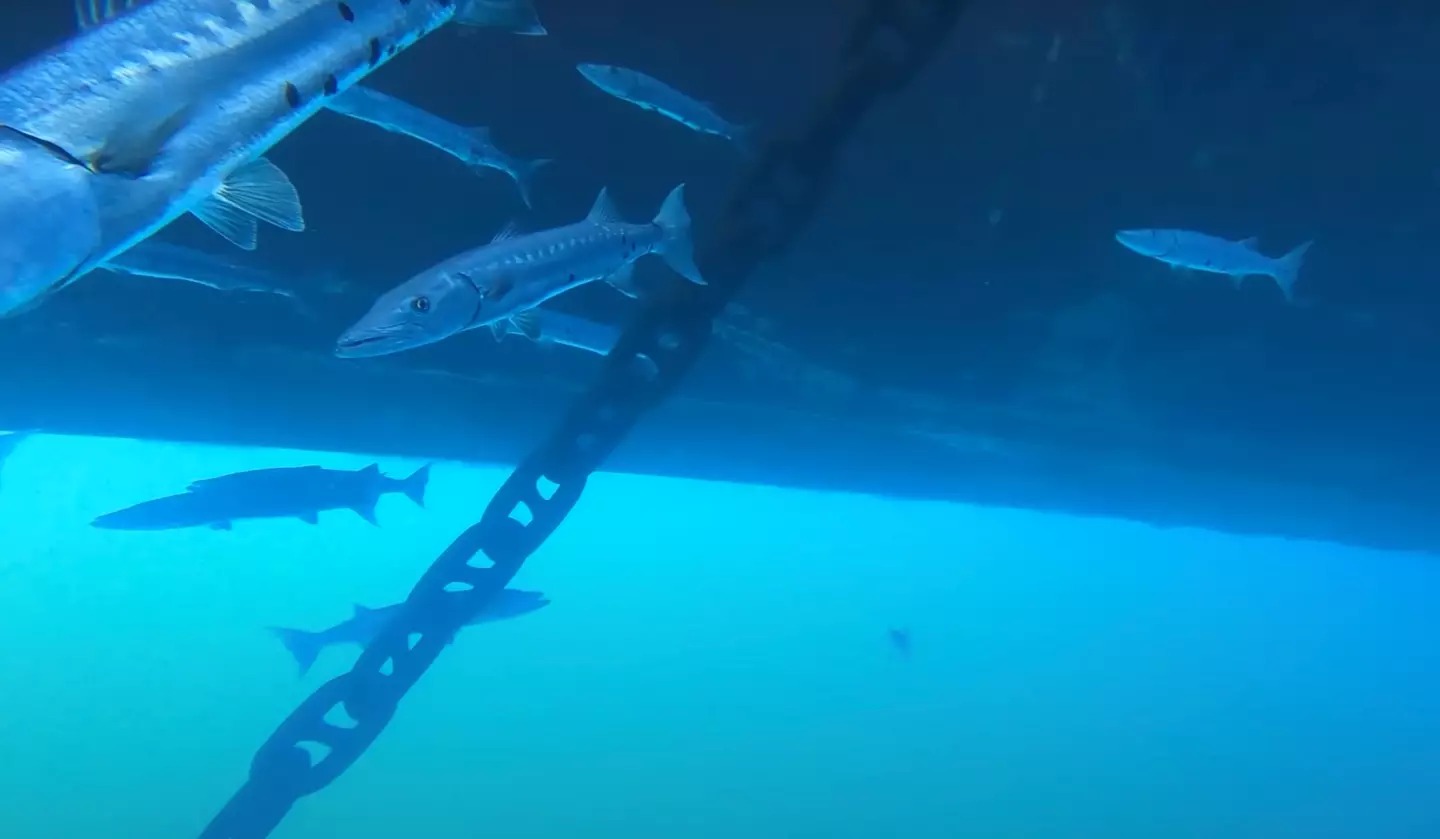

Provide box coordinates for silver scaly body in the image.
[576,63,749,149]
[0,0,534,315]
[78,0,505,282]
[0,0,334,166]
[1114,228,1313,303]
[0,0,546,165]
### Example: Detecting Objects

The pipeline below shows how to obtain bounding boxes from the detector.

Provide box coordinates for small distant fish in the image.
[494,307,624,356]
[1115,228,1313,302]
[270,588,549,675]
[336,186,701,358]
[464,0,547,35]
[326,86,552,207]
[576,63,750,150]
[91,463,430,531]
[887,627,912,658]
[100,239,307,308]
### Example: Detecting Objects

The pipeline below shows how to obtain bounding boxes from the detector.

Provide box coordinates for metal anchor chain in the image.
[199,1,968,835]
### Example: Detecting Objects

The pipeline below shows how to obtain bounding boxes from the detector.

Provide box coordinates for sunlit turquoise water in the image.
[1,433,1437,838]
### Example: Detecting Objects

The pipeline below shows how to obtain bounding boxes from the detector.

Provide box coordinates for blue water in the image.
[2,433,1437,837]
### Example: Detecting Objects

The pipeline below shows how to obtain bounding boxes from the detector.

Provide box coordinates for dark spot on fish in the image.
[323,74,338,96]
[398,0,410,5]
[337,1,354,21]
[568,273,575,282]
[283,82,301,109]
[368,38,382,66]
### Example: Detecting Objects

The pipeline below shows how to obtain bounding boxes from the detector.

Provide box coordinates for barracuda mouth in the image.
[335,332,397,357]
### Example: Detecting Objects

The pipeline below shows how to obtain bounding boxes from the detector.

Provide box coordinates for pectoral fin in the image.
[88,101,196,177]
[212,157,305,232]
[509,310,542,341]
[191,196,260,250]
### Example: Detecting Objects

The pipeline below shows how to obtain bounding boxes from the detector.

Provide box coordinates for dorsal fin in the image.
[75,0,142,31]
[360,463,380,476]
[1239,236,1259,249]
[586,188,622,224]
[351,603,376,618]
[489,220,519,244]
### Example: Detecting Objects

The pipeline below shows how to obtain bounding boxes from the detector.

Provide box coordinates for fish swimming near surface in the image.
[576,63,750,150]
[335,186,703,358]
[270,588,549,675]
[0,0,532,318]
[325,85,552,207]
[1114,228,1314,302]
[91,463,430,531]
[100,239,308,308]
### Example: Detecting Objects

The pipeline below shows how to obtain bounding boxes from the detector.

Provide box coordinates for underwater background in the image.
[3,433,1439,837]
[2,0,1439,835]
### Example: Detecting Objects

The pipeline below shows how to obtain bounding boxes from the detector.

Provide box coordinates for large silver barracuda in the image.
[0,128,102,315]
[0,0,546,169]
[0,0,343,174]
[336,186,703,358]
[0,0,532,316]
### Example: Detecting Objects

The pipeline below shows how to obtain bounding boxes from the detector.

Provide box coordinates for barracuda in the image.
[0,0,545,172]
[336,186,704,358]
[0,0,525,316]
[0,0,342,174]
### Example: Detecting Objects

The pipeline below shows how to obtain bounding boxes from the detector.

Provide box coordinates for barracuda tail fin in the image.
[652,184,705,285]
[1273,239,1313,304]
[268,626,323,676]
[508,155,553,208]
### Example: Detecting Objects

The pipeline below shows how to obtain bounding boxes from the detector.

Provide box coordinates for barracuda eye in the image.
[411,296,430,313]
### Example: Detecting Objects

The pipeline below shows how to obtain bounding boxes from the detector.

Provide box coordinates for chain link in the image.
[198,1,968,835]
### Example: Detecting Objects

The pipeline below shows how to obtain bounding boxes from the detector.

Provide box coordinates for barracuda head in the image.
[335,266,484,358]
[576,63,637,98]
[0,131,102,317]
[1114,228,1174,258]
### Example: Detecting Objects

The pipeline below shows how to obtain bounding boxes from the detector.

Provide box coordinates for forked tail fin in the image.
[652,184,705,285]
